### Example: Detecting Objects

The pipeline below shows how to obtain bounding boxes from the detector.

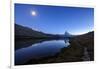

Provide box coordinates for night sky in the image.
[15,4,94,35]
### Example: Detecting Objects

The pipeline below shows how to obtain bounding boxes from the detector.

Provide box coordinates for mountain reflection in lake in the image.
[15,39,70,65]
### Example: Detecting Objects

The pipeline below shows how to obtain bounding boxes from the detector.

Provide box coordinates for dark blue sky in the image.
[15,4,94,35]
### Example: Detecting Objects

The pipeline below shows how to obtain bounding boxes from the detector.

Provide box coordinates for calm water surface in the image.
[15,39,70,64]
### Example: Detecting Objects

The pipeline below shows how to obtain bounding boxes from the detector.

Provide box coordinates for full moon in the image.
[31,11,36,16]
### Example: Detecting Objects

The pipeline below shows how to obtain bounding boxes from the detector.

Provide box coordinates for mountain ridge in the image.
[15,24,74,39]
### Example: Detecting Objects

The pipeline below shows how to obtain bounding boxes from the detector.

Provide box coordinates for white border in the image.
[14,0,95,8]
[11,0,14,68]
[11,0,95,69]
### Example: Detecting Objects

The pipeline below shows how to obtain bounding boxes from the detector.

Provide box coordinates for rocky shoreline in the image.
[16,31,94,65]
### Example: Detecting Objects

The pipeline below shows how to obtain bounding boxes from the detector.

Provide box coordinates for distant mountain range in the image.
[15,24,72,39]
[15,24,48,38]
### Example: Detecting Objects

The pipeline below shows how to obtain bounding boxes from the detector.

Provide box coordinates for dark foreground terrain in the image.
[16,31,94,65]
